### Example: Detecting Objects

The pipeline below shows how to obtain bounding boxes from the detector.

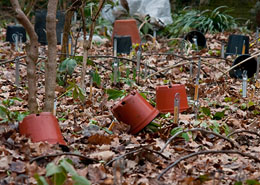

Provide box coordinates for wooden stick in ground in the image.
[157,150,260,180]
[160,128,238,152]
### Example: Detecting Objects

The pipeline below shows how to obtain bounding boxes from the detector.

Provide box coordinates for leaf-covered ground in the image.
[0,28,260,185]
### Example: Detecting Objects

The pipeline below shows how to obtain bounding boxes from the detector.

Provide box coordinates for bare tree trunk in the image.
[44,0,58,112]
[60,0,83,61]
[10,0,39,114]
[60,10,74,61]
[80,0,105,89]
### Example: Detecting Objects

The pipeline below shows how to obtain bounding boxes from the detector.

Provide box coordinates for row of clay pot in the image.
[19,84,188,145]
[112,84,189,134]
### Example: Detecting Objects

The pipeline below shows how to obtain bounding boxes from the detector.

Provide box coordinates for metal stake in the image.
[113,60,119,85]
[242,70,247,98]
[194,58,201,120]
[192,36,198,51]
[53,99,57,116]
[257,55,260,80]
[189,60,193,80]
[89,70,94,100]
[144,60,148,78]
[13,34,19,52]
[136,50,141,84]
[113,38,117,57]
[221,42,225,58]
[257,27,259,46]
[15,58,20,87]
[174,93,180,126]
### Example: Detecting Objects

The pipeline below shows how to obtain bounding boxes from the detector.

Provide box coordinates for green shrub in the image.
[163,6,237,37]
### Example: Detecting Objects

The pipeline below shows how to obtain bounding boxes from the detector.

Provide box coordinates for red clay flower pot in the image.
[111,91,159,134]
[112,19,141,44]
[19,112,66,145]
[156,84,189,113]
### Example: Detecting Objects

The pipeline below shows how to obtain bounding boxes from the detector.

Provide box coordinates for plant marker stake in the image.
[174,93,180,126]
[73,12,77,24]
[221,42,225,58]
[192,36,198,51]
[113,37,117,57]
[194,58,201,120]
[61,32,63,47]
[13,34,20,87]
[113,60,119,85]
[15,58,20,87]
[12,33,19,52]
[257,55,260,80]
[153,30,156,44]
[53,99,57,116]
[89,70,94,100]
[257,27,259,46]
[144,60,148,78]
[180,39,184,56]
[242,70,247,98]
[68,37,72,56]
[242,40,246,55]
[108,119,116,131]
[136,50,141,84]
[189,60,193,80]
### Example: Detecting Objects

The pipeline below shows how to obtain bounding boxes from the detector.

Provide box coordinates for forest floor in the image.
[0,28,260,185]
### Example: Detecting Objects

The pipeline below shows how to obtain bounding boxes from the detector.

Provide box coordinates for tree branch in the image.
[227,130,260,138]
[160,128,238,153]
[30,152,99,164]
[10,0,39,113]
[157,150,260,180]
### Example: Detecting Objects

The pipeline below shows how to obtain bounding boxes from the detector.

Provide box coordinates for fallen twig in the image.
[160,128,238,152]
[30,152,98,164]
[143,148,170,160]
[157,150,260,180]
[106,146,170,166]
[145,61,190,80]
[106,148,143,166]
[227,130,260,138]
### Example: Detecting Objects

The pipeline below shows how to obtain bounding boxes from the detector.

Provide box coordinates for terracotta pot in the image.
[112,19,141,44]
[19,112,66,145]
[111,91,159,134]
[156,84,189,113]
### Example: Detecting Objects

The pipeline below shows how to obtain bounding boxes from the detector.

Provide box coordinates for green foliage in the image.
[170,127,190,141]
[68,82,86,102]
[57,58,77,86]
[137,15,154,35]
[145,121,161,132]
[120,68,135,87]
[105,89,127,100]
[56,81,86,102]
[92,70,101,86]
[163,6,237,37]
[193,120,230,135]
[199,107,225,120]
[34,158,90,185]
[0,97,29,124]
